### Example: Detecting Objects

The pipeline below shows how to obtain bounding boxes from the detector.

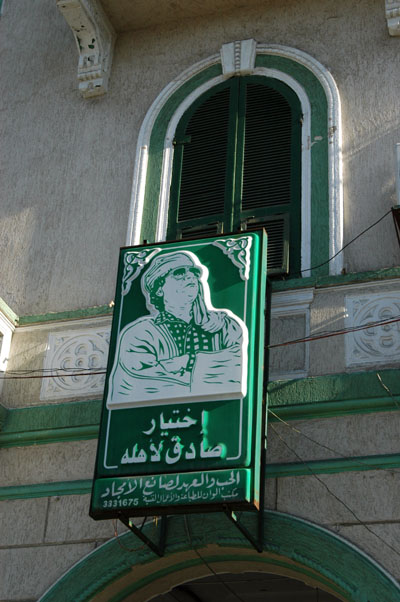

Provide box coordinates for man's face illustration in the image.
[159,266,200,307]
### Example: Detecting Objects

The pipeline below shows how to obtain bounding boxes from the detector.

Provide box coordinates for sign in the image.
[90,231,267,519]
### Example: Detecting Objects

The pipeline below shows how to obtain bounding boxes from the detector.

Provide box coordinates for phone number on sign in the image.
[103,498,139,508]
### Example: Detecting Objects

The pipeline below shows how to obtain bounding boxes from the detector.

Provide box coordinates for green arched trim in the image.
[142,63,222,240]
[256,55,329,274]
[140,55,330,276]
[40,511,400,602]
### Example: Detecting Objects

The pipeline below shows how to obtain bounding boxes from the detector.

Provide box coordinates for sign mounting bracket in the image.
[119,515,168,557]
[224,507,264,553]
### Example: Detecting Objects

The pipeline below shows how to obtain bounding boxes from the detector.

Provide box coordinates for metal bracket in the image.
[224,507,264,553]
[119,515,168,557]
[392,206,400,248]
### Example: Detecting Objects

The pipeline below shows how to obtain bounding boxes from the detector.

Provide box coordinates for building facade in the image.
[1,0,400,600]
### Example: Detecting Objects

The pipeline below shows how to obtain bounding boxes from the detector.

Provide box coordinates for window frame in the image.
[167,75,304,276]
[127,44,342,279]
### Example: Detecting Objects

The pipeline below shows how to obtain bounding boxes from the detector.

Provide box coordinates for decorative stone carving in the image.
[40,327,110,400]
[57,0,115,98]
[386,0,400,35]
[220,39,257,76]
[345,292,400,367]
[269,289,314,381]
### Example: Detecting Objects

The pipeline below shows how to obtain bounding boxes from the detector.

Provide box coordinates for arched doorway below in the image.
[150,571,341,601]
[40,511,400,602]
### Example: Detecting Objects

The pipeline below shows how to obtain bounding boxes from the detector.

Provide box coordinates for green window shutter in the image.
[167,82,233,239]
[243,214,290,275]
[238,78,302,275]
[241,83,292,211]
[167,76,302,277]
[177,221,223,240]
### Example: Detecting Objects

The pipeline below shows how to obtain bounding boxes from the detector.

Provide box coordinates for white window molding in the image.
[57,0,116,98]
[257,45,343,276]
[0,311,15,395]
[271,288,315,311]
[386,0,400,35]
[126,42,343,276]
[269,289,314,381]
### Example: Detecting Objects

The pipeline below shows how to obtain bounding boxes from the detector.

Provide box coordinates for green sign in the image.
[90,232,267,519]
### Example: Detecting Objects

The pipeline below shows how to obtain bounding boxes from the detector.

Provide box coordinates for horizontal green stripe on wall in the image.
[0,370,399,448]
[0,400,102,447]
[0,424,100,447]
[269,396,399,422]
[271,265,400,292]
[17,304,113,326]
[267,368,400,407]
[266,453,400,478]
[0,480,93,500]
[1,454,399,501]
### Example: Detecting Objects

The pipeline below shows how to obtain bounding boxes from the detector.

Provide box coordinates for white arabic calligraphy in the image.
[100,470,243,506]
[121,444,147,464]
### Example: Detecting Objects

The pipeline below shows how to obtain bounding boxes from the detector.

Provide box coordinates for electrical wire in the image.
[111,515,157,553]
[183,515,247,602]
[268,314,400,349]
[112,518,148,553]
[0,369,107,379]
[5,367,106,373]
[3,312,400,380]
[376,372,400,409]
[269,423,400,558]
[297,208,393,275]
[268,408,400,476]
[1,211,398,379]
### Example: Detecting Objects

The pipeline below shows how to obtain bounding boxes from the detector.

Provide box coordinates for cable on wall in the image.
[269,423,400,559]
[296,208,393,275]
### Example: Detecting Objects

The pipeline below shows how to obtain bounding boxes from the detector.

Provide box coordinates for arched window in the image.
[167,76,302,275]
[127,42,342,280]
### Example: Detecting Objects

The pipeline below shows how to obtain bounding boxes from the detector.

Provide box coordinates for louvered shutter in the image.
[167,83,232,240]
[243,214,290,275]
[242,83,292,211]
[237,79,301,274]
[167,76,301,276]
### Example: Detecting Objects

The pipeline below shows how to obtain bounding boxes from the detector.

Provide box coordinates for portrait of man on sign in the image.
[107,250,248,408]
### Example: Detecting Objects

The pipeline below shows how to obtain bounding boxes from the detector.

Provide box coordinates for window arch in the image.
[127,43,342,278]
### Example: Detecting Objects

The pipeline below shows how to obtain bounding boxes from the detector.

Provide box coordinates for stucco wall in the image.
[1,2,400,600]
[3,278,400,407]
[1,0,400,316]
[1,409,399,599]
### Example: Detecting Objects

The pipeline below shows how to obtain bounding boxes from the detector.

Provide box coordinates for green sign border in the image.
[90,231,267,519]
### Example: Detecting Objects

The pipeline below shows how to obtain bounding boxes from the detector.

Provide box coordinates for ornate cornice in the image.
[57,0,116,98]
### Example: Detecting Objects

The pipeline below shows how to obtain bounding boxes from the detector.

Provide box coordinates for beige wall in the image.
[1,0,400,316]
[1,3,399,599]
[4,277,400,407]
[1,409,400,599]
